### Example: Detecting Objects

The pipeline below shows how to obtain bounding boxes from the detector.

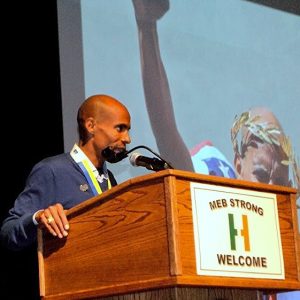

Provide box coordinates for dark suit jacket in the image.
[0,152,117,251]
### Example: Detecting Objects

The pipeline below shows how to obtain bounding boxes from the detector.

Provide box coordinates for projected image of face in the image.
[235,136,289,186]
[231,106,296,188]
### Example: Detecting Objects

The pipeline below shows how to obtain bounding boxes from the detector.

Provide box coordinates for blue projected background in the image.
[58,0,299,227]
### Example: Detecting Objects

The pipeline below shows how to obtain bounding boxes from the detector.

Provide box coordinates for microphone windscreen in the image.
[129,152,141,166]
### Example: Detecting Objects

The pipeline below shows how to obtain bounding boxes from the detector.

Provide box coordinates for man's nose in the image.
[122,132,131,144]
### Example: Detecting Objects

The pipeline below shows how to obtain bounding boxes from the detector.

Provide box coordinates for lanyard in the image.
[70,144,112,196]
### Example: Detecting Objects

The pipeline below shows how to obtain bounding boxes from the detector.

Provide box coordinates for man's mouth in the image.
[102,147,128,163]
[110,147,126,154]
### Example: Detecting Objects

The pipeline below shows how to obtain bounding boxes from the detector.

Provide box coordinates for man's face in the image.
[235,140,289,186]
[93,105,131,155]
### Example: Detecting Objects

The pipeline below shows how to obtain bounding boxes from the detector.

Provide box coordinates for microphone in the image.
[101,147,128,163]
[129,152,169,171]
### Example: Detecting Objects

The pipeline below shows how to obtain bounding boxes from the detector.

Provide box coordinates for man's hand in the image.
[132,0,169,23]
[35,203,69,238]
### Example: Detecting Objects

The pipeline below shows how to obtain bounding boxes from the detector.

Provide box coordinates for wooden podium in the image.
[38,170,300,299]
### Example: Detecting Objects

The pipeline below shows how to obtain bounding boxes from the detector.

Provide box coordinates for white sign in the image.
[190,182,284,279]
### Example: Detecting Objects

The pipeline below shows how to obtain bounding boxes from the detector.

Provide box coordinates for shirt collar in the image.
[70,143,108,179]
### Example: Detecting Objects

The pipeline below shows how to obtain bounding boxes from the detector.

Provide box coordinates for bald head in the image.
[78,94,128,120]
[77,94,130,144]
[248,106,283,131]
[232,106,291,185]
[239,106,285,156]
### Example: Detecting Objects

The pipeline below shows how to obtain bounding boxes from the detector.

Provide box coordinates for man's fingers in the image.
[48,204,69,235]
[54,204,70,231]
[41,204,69,238]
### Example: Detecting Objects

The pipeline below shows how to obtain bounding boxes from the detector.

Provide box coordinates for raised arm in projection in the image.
[132,0,194,171]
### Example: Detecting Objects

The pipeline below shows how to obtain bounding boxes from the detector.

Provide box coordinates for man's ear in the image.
[85,117,96,134]
[234,153,242,177]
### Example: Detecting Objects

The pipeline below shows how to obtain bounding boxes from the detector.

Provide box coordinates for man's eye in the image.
[116,125,126,132]
[253,169,270,184]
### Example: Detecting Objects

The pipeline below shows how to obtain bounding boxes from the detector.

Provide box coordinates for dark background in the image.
[0,1,299,299]
[246,0,300,15]
[0,2,63,299]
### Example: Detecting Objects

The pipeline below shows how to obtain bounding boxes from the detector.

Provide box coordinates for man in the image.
[231,106,300,300]
[0,94,131,251]
[232,106,292,187]
[132,0,299,203]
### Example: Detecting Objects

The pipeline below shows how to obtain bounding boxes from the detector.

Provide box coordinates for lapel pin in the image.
[80,184,89,192]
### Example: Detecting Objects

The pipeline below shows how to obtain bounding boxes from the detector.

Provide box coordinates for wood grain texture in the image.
[164,176,182,276]
[92,287,263,300]
[38,169,300,299]
[175,179,299,289]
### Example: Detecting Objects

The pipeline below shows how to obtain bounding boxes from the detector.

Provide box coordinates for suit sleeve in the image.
[0,161,56,251]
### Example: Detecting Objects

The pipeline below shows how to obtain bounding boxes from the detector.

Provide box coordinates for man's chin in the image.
[102,147,128,163]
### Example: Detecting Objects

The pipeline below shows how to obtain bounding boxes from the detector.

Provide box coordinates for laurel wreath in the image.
[231,111,300,204]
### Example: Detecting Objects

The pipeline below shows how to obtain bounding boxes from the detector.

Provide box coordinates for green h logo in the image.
[228,214,250,251]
